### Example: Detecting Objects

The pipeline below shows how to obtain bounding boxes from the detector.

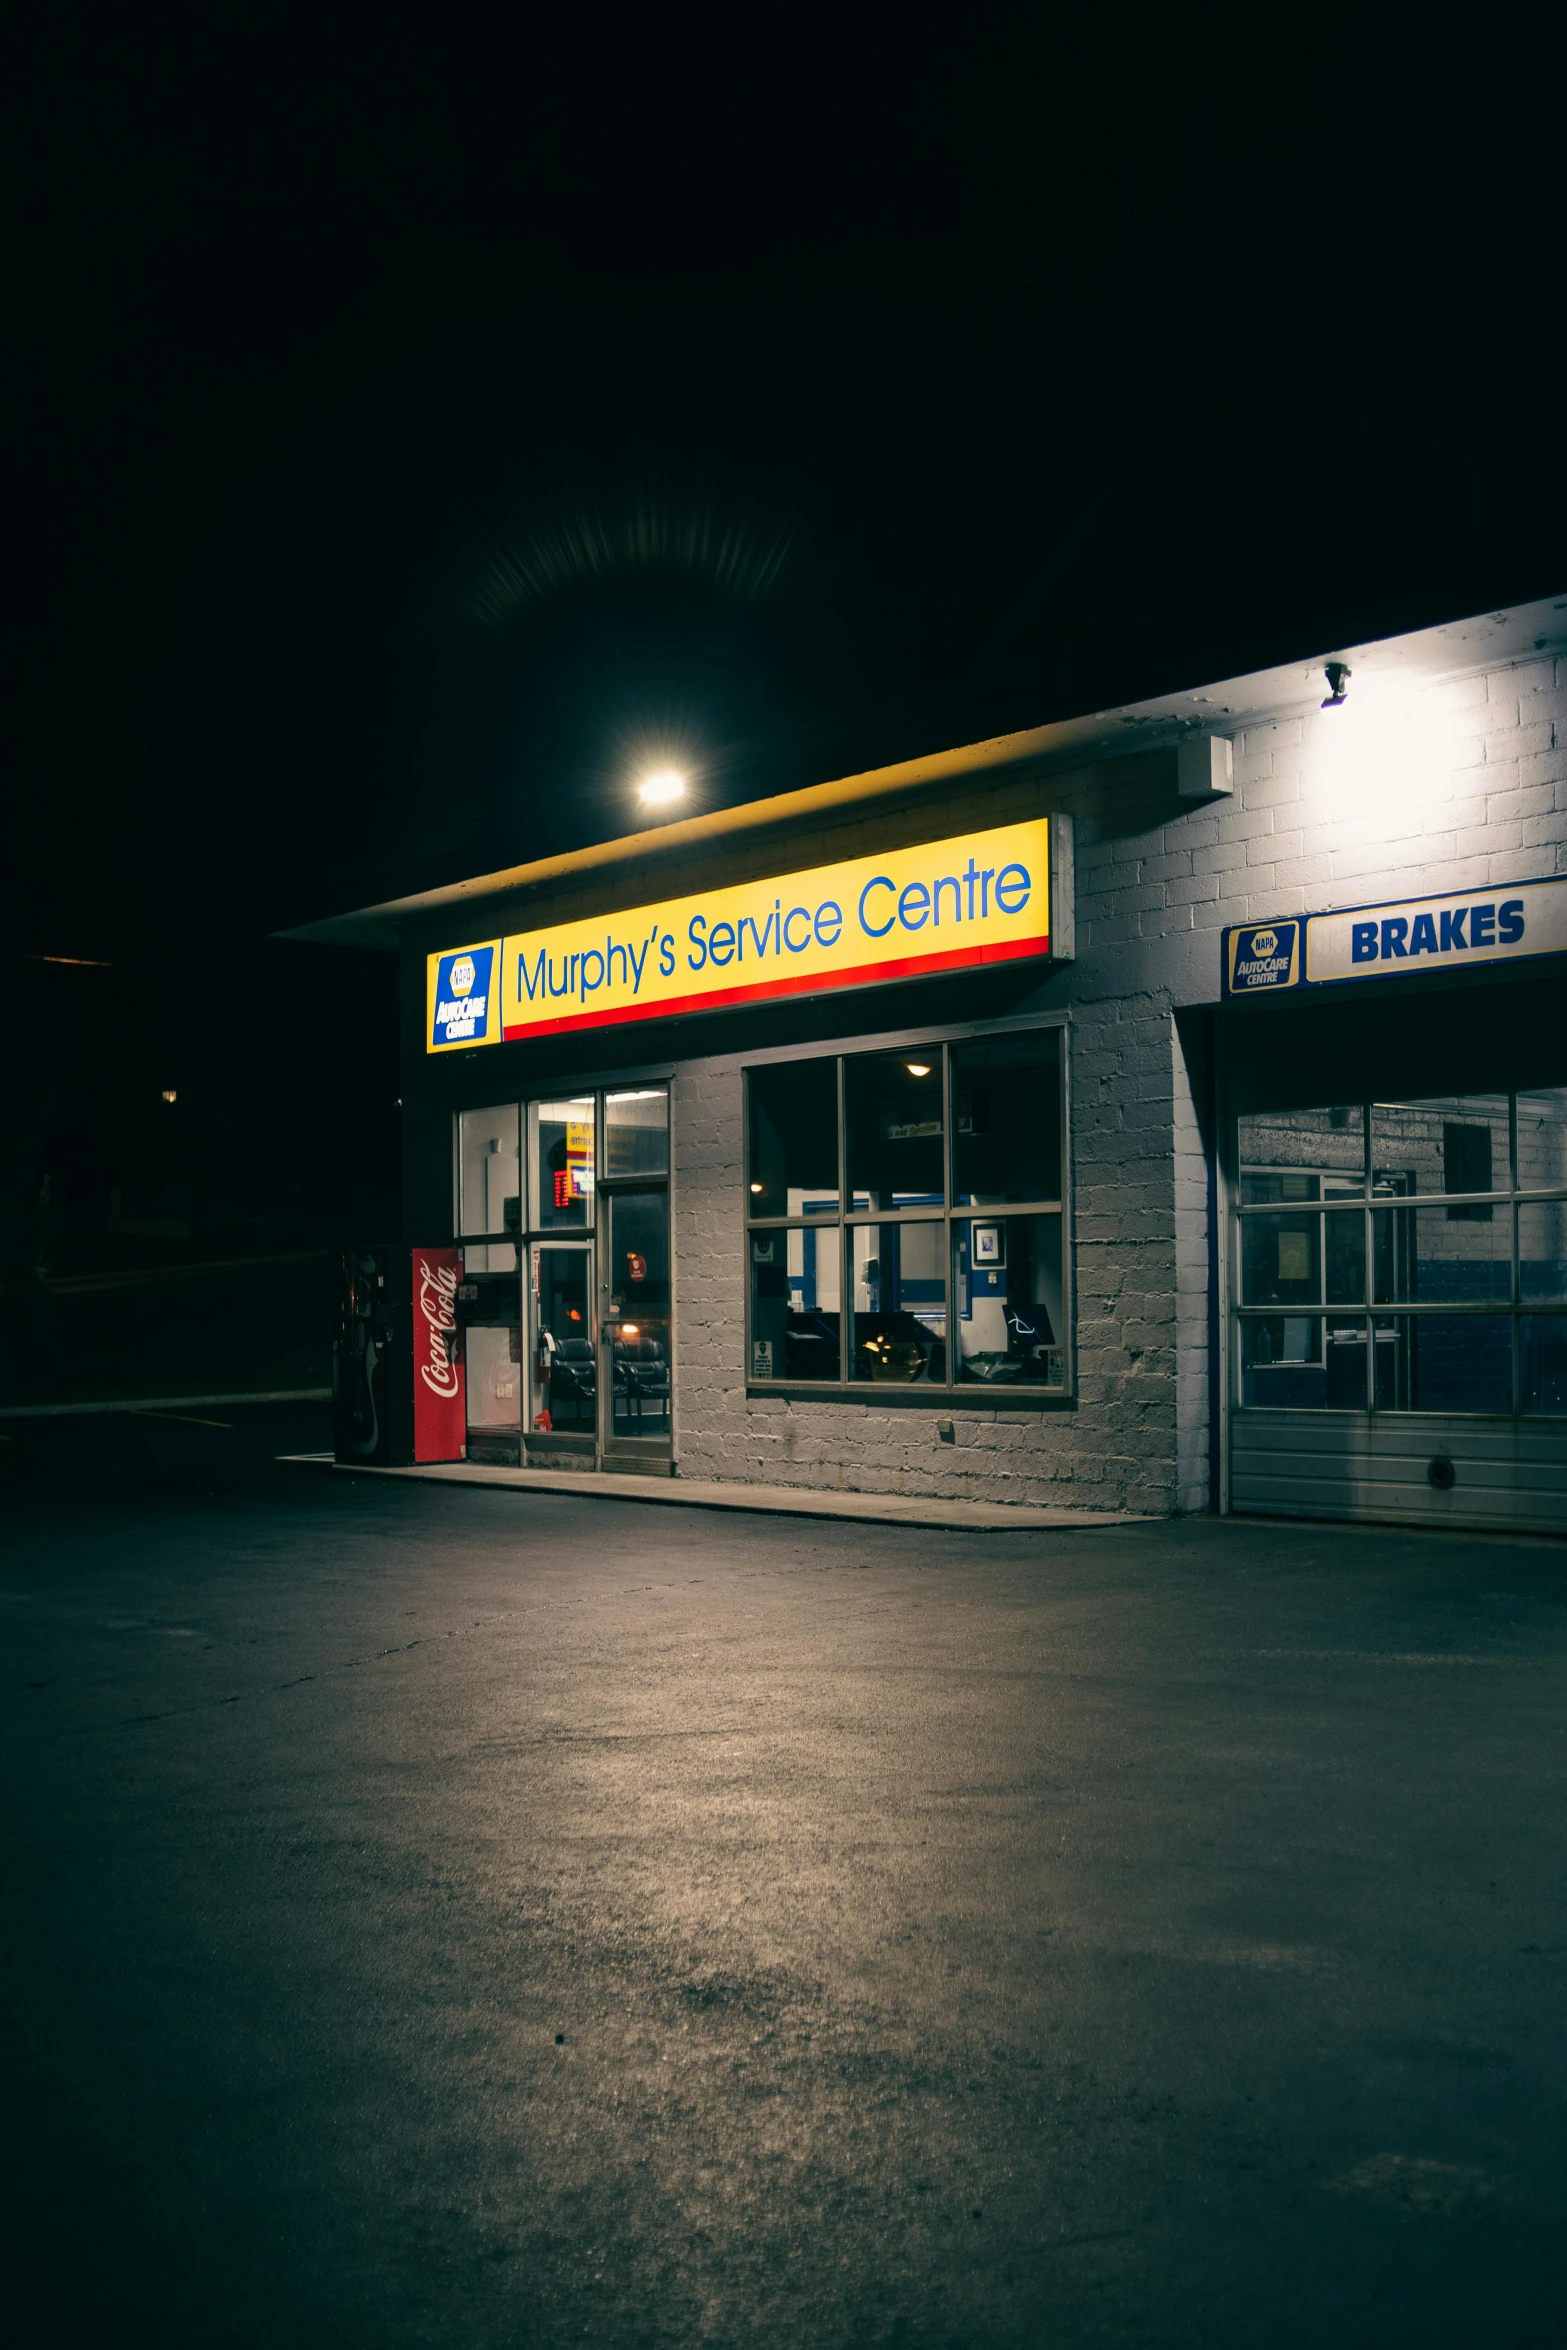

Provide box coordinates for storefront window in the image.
[749,1228,841,1381]
[850,1221,946,1382]
[954,1214,1064,1386]
[458,1106,519,1271]
[465,1326,522,1429]
[845,1050,945,1208]
[605,1089,668,1178]
[1236,1090,1567,1416]
[528,1097,596,1230]
[952,1032,1063,1205]
[744,1026,1068,1392]
[746,1059,840,1217]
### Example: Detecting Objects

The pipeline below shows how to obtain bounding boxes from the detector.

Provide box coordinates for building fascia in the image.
[282,593,1567,951]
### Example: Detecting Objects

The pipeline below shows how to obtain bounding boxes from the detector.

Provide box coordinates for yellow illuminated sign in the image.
[426,817,1051,1050]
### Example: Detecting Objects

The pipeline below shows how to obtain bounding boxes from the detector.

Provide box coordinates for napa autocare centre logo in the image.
[428,941,500,1049]
[1224,918,1302,996]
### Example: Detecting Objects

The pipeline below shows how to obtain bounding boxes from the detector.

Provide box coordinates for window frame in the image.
[743,1011,1073,1403]
[451,1066,677,1250]
[1232,1092,1567,1417]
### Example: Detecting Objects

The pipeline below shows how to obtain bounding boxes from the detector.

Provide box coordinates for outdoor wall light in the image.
[750,1181,765,1194]
[160,1088,178,1104]
[905,1062,932,1077]
[638,770,687,806]
[1322,662,1352,708]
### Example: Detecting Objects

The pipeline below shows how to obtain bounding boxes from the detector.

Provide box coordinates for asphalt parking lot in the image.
[4,1404,1565,2347]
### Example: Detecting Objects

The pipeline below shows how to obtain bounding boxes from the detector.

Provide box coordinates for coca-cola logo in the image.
[417,1256,460,1396]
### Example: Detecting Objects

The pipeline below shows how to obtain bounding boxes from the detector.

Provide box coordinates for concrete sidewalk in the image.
[282,1451,1154,1531]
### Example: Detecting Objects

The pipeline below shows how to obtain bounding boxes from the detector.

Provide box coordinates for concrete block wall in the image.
[1171,1018,1212,1515]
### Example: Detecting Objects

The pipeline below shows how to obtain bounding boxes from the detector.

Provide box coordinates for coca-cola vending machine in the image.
[332,1246,467,1465]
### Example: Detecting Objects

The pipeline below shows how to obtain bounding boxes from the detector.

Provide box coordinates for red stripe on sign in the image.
[502,933,1050,1042]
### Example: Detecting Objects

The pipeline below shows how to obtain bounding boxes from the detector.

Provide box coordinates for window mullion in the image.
[942,1041,953,1212]
[837,1055,848,1386]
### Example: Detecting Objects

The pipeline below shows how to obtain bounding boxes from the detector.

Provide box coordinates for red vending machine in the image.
[332,1246,467,1465]
[409,1246,466,1460]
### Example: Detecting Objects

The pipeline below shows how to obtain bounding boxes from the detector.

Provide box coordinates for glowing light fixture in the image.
[750,1181,764,1194]
[1305,671,1457,822]
[905,1062,931,1077]
[638,770,686,807]
[161,1088,178,1104]
[1321,662,1352,709]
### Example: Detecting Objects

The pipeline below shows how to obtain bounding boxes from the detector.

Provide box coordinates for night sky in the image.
[6,15,1563,1285]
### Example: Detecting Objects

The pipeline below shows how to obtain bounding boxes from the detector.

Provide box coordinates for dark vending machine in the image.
[332,1245,468,1466]
[333,1247,408,1464]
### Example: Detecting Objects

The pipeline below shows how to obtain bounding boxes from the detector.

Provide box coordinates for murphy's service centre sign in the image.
[1223,873,1567,1000]
[427,818,1053,1050]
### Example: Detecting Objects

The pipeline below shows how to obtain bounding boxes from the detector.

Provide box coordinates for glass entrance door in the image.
[464,1082,671,1469]
[530,1244,595,1447]
[604,1189,671,1446]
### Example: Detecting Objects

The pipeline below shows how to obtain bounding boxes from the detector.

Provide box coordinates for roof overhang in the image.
[283,593,1567,950]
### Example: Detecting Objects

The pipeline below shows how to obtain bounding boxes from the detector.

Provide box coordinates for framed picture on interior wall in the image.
[972,1223,1003,1265]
